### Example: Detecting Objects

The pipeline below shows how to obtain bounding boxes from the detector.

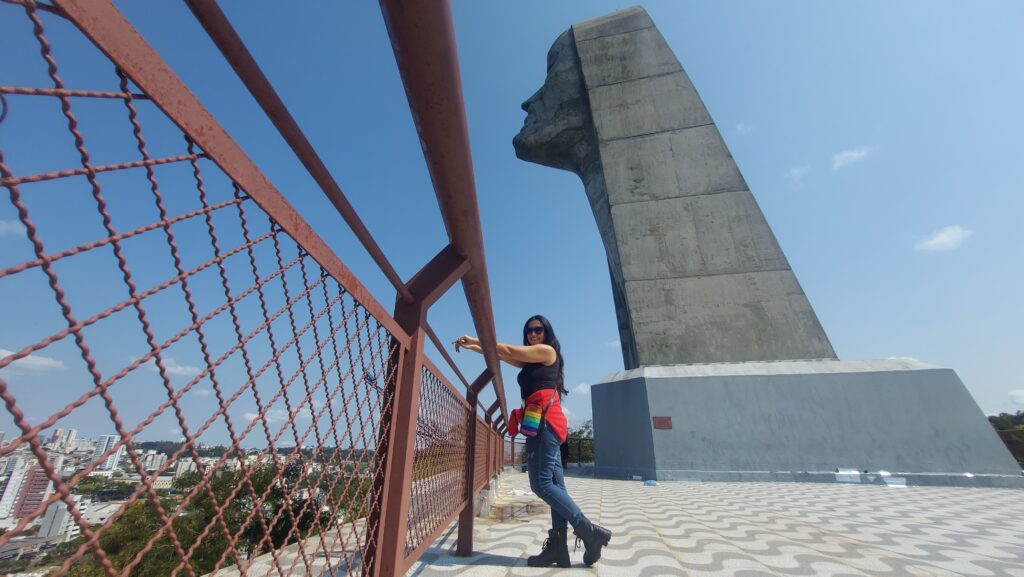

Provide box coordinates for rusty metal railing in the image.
[506,439,526,468]
[0,1,508,576]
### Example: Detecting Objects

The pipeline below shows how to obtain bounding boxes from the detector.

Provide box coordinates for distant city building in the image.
[90,435,126,471]
[174,459,198,478]
[48,428,66,450]
[39,494,89,543]
[13,465,53,518]
[119,475,174,490]
[0,535,50,561]
[142,450,168,472]
[82,501,122,526]
[77,438,97,455]
[63,429,78,452]
[0,456,30,519]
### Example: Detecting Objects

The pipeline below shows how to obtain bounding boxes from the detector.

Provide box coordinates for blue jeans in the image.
[525,425,582,531]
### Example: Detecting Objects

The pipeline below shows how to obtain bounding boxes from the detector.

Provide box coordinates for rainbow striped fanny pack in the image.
[520,393,556,437]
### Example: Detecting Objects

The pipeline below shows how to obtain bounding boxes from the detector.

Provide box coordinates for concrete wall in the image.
[591,360,1023,484]
[591,377,657,479]
[572,7,836,367]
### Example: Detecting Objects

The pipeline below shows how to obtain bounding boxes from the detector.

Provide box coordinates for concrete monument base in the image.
[591,359,1024,487]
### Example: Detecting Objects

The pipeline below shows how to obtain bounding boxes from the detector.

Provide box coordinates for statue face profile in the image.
[512,30,595,174]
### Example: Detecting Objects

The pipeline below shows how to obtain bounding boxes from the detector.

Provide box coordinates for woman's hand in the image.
[452,335,480,353]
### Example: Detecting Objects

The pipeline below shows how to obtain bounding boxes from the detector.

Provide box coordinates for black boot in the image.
[527,528,571,568]
[573,517,612,566]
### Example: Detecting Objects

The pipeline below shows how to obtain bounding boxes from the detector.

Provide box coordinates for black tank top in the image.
[517,354,561,400]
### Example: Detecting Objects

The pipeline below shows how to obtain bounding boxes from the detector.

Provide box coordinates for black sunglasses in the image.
[525,326,545,335]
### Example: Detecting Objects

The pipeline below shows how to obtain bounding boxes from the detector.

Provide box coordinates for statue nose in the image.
[521,89,542,113]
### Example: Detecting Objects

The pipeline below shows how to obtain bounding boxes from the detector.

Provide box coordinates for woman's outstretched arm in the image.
[458,341,527,368]
[453,335,556,367]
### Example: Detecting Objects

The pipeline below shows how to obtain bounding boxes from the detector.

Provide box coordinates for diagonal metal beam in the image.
[423,321,470,390]
[405,244,469,310]
[184,0,415,305]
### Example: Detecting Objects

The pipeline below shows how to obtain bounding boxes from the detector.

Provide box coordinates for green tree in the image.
[65,461,359,576]
[67,499,183,577]
[568,419,593,438]
[75,476,135,501]
[989,411,1024,430]
[566,420,595,463]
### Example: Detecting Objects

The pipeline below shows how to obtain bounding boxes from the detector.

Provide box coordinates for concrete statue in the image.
[514,6,1022,486]
[514,9,835,370]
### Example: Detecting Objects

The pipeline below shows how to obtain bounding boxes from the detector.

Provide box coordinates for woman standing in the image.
[455,315,612,568]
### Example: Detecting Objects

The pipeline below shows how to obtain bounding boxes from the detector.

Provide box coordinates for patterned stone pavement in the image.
[406,470,1024,577]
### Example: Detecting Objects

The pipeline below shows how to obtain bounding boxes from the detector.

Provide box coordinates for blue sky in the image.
[1,1,1022,445]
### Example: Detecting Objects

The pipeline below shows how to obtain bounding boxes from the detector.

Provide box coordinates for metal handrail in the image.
[378,0,509,425]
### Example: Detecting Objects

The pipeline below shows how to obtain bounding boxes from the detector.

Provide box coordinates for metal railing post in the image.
[482,412,493,492]
[368,326,423,577]
[456,370,492,556]
[368,245,468,577]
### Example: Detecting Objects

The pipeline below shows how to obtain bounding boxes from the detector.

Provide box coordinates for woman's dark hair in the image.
[522,314,567,396]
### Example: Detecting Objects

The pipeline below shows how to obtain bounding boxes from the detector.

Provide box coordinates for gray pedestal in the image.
[591,359,1023,487]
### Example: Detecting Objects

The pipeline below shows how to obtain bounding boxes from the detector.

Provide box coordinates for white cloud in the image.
[244,408,311,424]
[786,165,810,190]
[163,358,201,377]
[0,220,26,238]
[606,340,620,350]
[735,122,753,135]
[1010,389,1024,407]
[561,406,572,418]
[573,383,590,396]
[193,388,212,398]
[0,348,66,376]
[831,146,872,170]
[137,357,202,378]
[914,225,973,252]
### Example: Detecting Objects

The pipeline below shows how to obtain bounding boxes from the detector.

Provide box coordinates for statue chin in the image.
[511,132,526,154]
[512,132,564,171]
[513,121,592,174]
[512,132,536,163]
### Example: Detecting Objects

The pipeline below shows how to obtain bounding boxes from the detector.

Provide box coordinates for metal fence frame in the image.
[0,1,508,576]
